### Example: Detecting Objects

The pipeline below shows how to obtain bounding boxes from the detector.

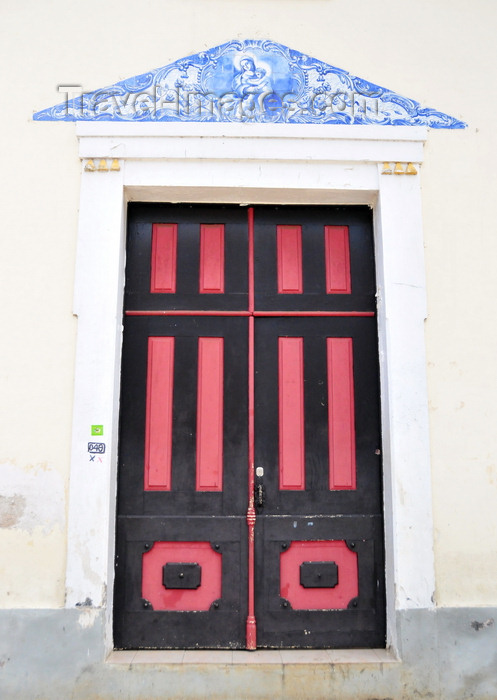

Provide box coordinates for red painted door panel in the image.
[196,337,224,491]
[325,225,351,294]
[278,337,305,490]
[199,224,225,293]
[327,337,356,490]
[114,204,385,650]
[277,225,303,294]
[150,224,177,293]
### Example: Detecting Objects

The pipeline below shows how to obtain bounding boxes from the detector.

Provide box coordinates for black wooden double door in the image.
[114,204,385,650]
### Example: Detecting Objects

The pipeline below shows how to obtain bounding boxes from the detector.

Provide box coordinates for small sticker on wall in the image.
[88,442,106,454]
[91,425,103,436]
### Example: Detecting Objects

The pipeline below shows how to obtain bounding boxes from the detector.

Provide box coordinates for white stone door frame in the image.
[67,122,433,654]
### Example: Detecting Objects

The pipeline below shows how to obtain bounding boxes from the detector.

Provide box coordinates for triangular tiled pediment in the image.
[34,39,465,127]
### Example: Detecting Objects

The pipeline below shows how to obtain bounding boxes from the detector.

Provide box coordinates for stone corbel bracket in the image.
[382,162,418,175]
[84,158,121,172]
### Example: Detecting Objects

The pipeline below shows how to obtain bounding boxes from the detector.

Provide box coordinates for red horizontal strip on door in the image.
[199,224,225,294]
[126,310,251,316]
[279,337,305,490]
[277,225,303,294]
[126,311,374,317]
[325,225,351,294]
[150,224,177,293]
[327,337,356,490]
[196,337,224,491]
[252,311,374,317]
[144,337,174,491]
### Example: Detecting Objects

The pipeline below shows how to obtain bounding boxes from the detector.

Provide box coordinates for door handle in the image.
[255,483,265,508]
[255,466,265,508]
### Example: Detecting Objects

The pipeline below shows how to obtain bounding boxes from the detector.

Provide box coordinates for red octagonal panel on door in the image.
[280,540,358,610]
[142,541,222,611]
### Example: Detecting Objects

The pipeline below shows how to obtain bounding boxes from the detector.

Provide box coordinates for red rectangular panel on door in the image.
[277,225,303,294]
[150,224,177,293]
[279,337,305,490]
[325,225,351,294]
[199,224,225,293]
[196,337,224,491]
[327,337,356,489]
[145,337,175,490]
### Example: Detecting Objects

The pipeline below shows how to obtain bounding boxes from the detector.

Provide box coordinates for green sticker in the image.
[91,425,104,436]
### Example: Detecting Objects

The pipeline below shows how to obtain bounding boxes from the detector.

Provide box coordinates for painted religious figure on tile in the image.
[231,55,273,116]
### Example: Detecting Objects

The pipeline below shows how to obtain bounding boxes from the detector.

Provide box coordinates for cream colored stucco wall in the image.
[0,0,495,608]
